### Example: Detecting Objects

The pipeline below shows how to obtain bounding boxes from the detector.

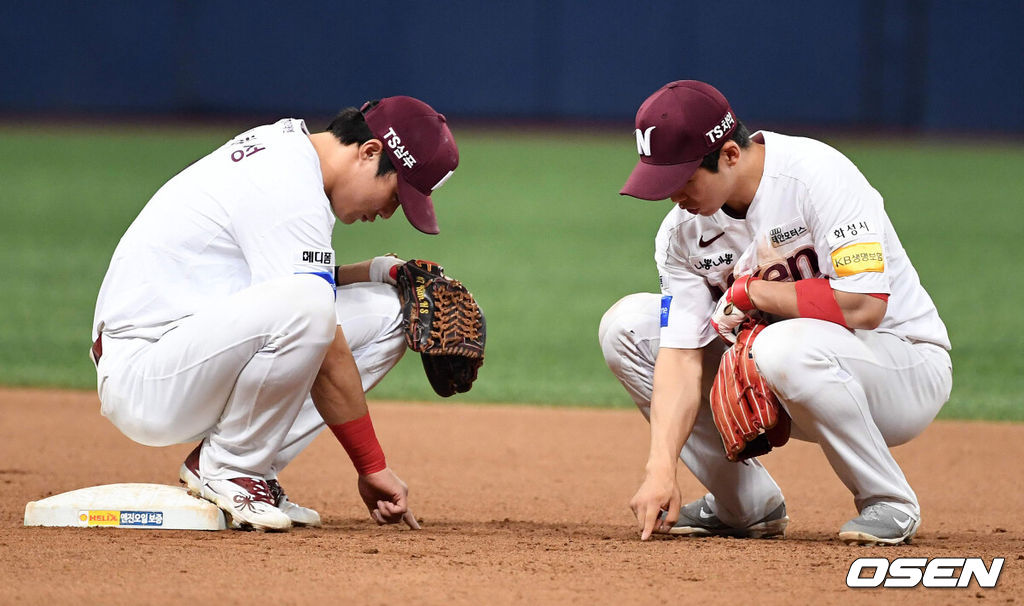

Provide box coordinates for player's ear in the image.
[720,141,742,167]
[360,138,384,161]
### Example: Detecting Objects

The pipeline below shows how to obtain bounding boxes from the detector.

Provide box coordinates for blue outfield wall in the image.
[1,1,1022,131]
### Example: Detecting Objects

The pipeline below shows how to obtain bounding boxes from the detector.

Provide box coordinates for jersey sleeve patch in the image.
[826,220,876,248]
[831,242,884,277]
[299,250,334,265]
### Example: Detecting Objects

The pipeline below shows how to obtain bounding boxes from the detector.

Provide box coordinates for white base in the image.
[24,483,227,530]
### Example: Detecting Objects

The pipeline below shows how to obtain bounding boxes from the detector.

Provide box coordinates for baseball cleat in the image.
[839,503,920,546]
[178,443,291,531]
[267,479,322,527]
[201,478,292,531]
[178,443,204,494]
[660,496,788,538]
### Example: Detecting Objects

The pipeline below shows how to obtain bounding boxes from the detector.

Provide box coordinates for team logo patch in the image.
[660,295,672,327]
[831,242,884,277]
[635,126,656,156]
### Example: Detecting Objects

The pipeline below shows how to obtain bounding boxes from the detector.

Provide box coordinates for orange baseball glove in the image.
[710,321,791,461]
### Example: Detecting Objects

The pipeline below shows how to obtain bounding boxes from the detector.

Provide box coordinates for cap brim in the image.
[397,178,440,235]
[619,158,701,201]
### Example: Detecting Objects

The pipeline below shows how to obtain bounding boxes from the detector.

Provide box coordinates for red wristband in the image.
[329,413,387,475]
[729,275,758,312]
[795,278,848,328]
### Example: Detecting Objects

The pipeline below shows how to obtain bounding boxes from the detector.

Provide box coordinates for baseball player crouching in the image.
[91,96,459,531]
[601,81,952,545]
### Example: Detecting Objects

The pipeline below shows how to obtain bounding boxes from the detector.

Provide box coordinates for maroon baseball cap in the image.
[362,96,459,234]
[620,80,737,200]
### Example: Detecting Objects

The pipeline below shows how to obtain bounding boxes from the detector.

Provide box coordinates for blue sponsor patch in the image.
[660,295,672,327]
[119,511,164,527]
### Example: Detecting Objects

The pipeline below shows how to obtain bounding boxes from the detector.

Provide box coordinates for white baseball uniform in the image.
[601,131,952,526]
[93,119,405,481]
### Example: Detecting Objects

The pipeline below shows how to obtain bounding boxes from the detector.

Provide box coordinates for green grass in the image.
[836,139,1024,421]
[1,124,1021,420]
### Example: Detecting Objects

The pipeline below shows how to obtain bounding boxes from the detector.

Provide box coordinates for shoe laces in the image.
[266,479,285,506]
[860,503,905,522]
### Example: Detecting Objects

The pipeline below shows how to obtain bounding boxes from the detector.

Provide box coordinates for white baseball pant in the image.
[96,276,405,481]
[599,292,951,525]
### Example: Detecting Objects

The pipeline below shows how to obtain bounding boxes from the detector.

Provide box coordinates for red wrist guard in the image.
[329,414,387,476]
[795,279,848,328]
[729,275,759,312]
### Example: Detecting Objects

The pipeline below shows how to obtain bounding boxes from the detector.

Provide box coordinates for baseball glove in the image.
[393,259,486,397]
[710,320,791,462]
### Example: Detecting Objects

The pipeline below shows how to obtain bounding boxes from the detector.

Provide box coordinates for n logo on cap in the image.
[635,126,656,157]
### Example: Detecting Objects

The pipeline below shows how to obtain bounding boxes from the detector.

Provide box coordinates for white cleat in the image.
[201,477,292,532]
[268,479,322,527]
[178,443,291,531]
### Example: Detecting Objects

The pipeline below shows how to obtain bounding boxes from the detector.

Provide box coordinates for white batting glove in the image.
[711,275,759,343]
[369,255,405,285]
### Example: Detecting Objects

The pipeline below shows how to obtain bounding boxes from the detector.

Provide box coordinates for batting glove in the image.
[369,255,405,285]
[711,274,759,343]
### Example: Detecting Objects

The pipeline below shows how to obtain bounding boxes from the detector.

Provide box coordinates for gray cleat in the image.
[661,496,788,538]
[839,503,920,546]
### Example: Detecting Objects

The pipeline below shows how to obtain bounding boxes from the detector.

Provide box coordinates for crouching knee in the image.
[750,318,836,400]
[598,293,661,370]
[598,293,661,417]
[288,274,340,345]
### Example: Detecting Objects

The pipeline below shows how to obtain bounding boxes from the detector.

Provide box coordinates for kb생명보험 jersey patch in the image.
[831,242,884,276]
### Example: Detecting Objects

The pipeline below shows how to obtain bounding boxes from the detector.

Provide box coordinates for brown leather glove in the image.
[393,260,486,397]
[710,321,791,461]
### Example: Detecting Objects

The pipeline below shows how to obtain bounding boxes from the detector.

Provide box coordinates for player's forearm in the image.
[646,347,704,471]
[311,326,370,424]
[746,280,797,318]
[334,261,372,286]
[747,279,885,329]
[315,327,391,475]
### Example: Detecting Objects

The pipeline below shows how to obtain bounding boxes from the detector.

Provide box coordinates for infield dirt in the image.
[0,387,1019,605]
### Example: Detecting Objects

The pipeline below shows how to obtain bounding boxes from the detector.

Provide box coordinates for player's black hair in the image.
[326,102,395,177]
[699,120,751,173]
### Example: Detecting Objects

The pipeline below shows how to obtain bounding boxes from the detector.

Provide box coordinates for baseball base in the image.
[24,483,227,530]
